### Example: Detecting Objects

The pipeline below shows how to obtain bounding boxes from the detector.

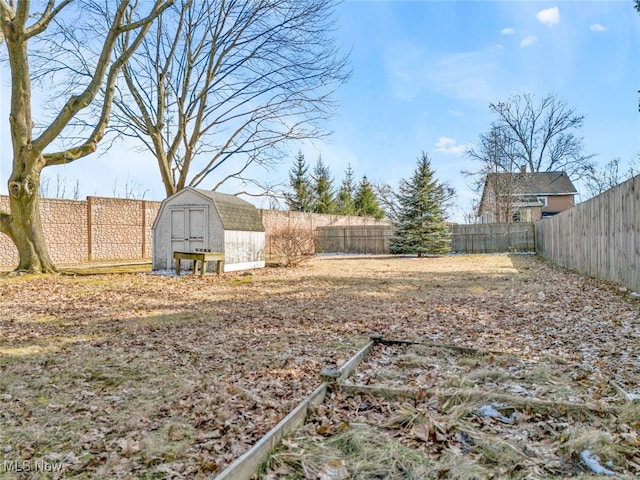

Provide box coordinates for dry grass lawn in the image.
[0,254,639,478]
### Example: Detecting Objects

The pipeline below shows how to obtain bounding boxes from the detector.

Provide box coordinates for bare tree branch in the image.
[487,93,595,179]
[111,0,350,197]
[39,0,174,162]
[25,0,73,39]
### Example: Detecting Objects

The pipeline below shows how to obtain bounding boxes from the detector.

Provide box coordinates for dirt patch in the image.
[0,254,638,478]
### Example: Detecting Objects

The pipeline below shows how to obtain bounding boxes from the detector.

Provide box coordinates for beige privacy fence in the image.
[0,196,390,267]
[536,175,640,292]
[0,196,160,266]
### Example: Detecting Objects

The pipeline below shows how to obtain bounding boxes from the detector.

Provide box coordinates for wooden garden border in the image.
[214,334,509,480]
[215,334,636,479]
[214,337,377,480]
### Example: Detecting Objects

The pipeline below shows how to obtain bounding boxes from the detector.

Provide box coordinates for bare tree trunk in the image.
[1,0,173,273]
[5,172,56,273]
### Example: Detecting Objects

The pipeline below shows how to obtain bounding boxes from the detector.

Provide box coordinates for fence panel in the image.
[536,175,639,292]
[449,223,535,253]
[316,226,393,254]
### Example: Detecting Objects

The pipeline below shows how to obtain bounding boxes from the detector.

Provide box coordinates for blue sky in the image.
[1,1,639,222]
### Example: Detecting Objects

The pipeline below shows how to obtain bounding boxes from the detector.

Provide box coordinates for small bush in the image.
[268,225,316,267]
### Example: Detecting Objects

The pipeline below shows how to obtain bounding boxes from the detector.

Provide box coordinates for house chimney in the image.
[520,165,526,174]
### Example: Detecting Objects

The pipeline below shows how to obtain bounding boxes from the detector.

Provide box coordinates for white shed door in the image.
[169,207,208,268]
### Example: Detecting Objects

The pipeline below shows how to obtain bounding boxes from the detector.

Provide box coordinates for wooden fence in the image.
[449,223,535,254]
[315,223,535,255]
[316,225,393,254]
[536,175,639,292]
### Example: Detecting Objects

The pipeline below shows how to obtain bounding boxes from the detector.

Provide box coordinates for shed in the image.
[152,187,265,273]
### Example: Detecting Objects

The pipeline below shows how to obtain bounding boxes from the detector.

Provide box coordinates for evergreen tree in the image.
[354,176,385,219]
[311,156,336,214]
[285,151,313,212]
[390,152,451,256]
[335,164,356,215]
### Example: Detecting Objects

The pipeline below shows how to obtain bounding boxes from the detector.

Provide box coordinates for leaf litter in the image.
[263,341,640,479]
[0,254,639,478]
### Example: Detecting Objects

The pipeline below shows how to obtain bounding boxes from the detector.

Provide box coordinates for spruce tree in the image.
[354,176,385,219]
[285,151,313,212]
[335,164,356,215]
[311,156,336,214]
[390,152,451,256]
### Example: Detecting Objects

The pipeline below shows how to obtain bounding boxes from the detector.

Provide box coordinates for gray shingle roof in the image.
[195,189,265,232]
[487,171,577,196]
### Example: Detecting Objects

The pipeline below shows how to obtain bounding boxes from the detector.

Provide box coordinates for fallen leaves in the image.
[0,254,638,477]
[266,341,640,478]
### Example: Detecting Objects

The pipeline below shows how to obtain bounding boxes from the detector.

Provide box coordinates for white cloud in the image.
[520,35,537,47]
[501,27,516,35]
[536,7,560,26]
[590,23,607,32]
[435,137,471,156]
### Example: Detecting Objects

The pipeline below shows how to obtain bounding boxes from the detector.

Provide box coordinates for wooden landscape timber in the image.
[257,335,640,479]
[336,384,620,416]
[214,338,376,480]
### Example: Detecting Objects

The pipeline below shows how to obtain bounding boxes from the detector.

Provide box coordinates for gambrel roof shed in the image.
[197,190,266,232]
[152,187,265,273]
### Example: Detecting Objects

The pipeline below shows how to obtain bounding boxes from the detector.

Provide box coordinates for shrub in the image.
[268,225,316,267]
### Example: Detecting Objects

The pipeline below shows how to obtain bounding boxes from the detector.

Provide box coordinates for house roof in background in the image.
[487,171,578,196]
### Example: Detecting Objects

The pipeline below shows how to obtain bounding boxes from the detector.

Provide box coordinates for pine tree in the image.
[335,164,356,215]
[354,176,385,219]
[311,156,336,214]
[390,152,451,256]
[285,151,313,212]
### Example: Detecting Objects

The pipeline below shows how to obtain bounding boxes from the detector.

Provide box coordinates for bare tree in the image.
[0,0,173,272]
[39,172,81,200]
[486,93,595,179]
[465,94,594,223]
[582,158,639,199]
[466,125,525,223]
[373,183,400,222]
[111,0,350,198]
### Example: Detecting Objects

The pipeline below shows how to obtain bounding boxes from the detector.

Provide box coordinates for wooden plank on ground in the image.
[337,384,619,415]
[215,383,328,480]
[215,339,376,479]
[336,340,375,382]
